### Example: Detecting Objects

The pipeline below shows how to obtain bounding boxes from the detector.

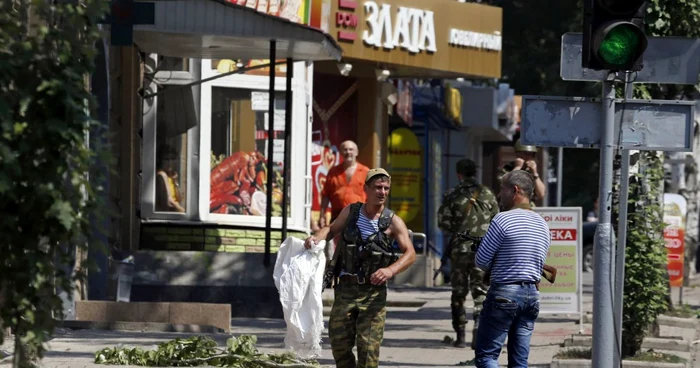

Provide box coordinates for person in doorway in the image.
[305,168,416,368]
[437,159,499,349]
[473,170,551,368]
[156,146,186,213]
[318,140,370,258]
[497,139,546,204]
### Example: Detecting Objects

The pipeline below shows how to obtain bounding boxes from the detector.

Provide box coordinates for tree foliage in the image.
[94,335,320,368]
[0,0,108,366]
[619,152,669,357]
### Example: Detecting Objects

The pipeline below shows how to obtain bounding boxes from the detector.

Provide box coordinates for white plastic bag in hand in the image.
[273,237,326,359]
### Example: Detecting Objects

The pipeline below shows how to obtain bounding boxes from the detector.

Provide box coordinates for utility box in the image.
[107,256,135,302]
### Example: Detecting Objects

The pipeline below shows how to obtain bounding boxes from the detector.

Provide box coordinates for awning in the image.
[130,0,342,61]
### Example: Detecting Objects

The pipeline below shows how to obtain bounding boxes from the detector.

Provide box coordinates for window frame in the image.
[140,54,202,221]
[198,60,311,231]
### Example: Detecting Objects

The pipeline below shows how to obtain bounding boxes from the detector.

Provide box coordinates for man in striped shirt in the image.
[474,170,551,368]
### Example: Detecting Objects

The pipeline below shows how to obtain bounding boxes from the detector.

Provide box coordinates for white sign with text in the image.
[534,207,583,316]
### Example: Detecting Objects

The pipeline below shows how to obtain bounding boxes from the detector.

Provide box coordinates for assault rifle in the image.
[433,231,484,281]
[433,230,558,284]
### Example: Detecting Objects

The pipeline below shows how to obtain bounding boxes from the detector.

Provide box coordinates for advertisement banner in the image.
[664,193,687,287]
[533,207,583,316]
[387,128,422,224]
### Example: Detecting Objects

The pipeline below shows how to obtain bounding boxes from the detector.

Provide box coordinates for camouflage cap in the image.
[365,168,391,183]
[456,159,477,177]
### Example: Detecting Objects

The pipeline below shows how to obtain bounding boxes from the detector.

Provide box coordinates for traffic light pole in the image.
[593,79,616,368]
[613,83,634,368]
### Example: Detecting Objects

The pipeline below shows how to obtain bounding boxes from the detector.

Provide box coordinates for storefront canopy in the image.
[130,0,342,61]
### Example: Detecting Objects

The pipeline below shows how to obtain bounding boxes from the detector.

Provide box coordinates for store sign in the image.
[330,0,502,78]
[448,28,502,51]
[336,0,359,41]
[362,1,437,53]
[664,193,687,287]
[534,207,583,316]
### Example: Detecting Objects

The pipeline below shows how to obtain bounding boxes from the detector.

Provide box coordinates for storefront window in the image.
[155,85,193,214]
[209,87,289,217]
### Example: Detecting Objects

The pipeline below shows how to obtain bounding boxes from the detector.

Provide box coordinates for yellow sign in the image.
[387,128,422,223]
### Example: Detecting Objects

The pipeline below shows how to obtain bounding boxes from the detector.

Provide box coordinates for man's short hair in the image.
[503,170,534,199]
[456,159,477,177]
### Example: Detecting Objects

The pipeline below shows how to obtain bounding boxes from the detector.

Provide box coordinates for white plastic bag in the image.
[273,237,326,359]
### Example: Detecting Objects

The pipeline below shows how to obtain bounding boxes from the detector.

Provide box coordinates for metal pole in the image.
[264,41,277,267]
[281,58,293,241]
[593,80,616,368]
[613,84,634,368]
[557,147,564,207]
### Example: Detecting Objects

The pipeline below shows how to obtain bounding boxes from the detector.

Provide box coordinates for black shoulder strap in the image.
[378,208,395,232]
[348,202,363,225]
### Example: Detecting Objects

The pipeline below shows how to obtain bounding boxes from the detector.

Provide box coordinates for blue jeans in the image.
[474,283,540,368]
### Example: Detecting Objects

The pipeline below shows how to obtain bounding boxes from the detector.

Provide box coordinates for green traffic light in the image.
[597,23,644,67]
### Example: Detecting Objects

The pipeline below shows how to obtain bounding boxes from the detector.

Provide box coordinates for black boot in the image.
[454,330,467,348]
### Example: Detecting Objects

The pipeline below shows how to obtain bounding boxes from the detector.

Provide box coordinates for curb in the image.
[657,315,700,328]
[58,320,225,334]
[582,314,699,328]
[322,299,426,308]
[551,359,688,368]
[563,334,690,352]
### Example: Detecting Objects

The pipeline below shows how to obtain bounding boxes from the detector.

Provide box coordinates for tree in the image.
[617,0,700,357]
[0,1,108,366]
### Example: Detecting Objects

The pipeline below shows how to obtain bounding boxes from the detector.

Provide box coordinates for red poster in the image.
[663,193,687,287]
[310,73,358,225]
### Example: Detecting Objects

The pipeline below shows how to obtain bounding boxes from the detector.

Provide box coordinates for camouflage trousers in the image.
[329,282,387,368]
[450,251,489,332]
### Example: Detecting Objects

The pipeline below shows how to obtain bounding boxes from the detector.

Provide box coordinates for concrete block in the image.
[75,301,108,321]
[168,228,192,235]
[550,359,687,368]
[657,315,699,328]
[226,230,246,237]
[137,302,169,323]
[246,230,265,239]
[236,238,257,246]
[206,229,227,237]
[563,334,690,352]
[642,337,690,352]
[563,334,592,347]
[221,238,237,245]
[106,302,139,322]
[75,301,231,333]
[245,246,265,252]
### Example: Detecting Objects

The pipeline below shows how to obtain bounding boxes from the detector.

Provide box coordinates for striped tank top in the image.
[357,206,380,240]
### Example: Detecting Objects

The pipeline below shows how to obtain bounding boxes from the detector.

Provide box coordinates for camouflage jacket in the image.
[437,178,499,253]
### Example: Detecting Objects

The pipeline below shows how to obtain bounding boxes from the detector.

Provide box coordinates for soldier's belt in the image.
[339,274,366,284]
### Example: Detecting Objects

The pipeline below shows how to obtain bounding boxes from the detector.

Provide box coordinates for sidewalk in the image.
[5,279,700,368]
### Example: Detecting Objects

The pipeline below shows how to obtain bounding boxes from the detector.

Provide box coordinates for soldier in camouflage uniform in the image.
[496,139,546,205]
[305,168,416,368]
[437,159,499,349]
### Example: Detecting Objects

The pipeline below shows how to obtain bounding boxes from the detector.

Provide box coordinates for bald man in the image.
[318,140,370,228]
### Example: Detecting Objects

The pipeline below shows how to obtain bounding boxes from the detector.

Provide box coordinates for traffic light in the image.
[582,0,649,72]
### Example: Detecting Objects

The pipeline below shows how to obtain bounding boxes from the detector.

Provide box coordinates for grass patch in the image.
[663,304,699,319]
[554,348,592,360]
[627,349,687,363]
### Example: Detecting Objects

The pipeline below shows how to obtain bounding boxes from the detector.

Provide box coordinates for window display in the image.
[209,87,289,217]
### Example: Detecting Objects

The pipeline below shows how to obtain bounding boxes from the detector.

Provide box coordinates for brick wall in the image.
[140,225,308,252]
